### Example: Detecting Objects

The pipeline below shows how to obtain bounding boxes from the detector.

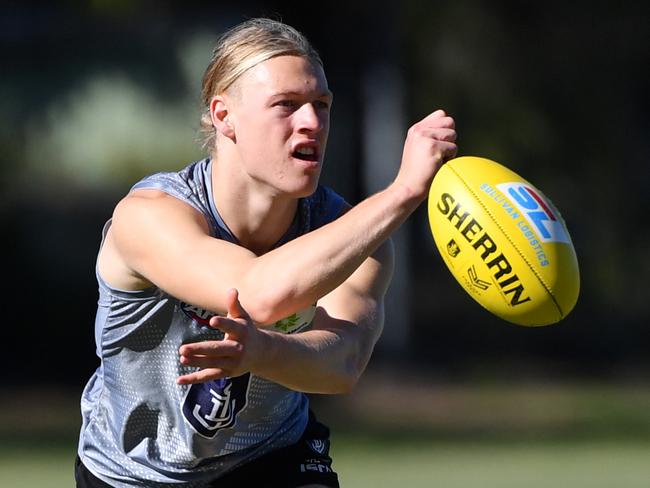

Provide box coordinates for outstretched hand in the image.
[177,289,265,384]
[395,109,457,200]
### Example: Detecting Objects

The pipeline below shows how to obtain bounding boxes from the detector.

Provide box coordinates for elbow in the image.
[319,325,378,395]
[243,294,288,326]
[333,331,381,394]
[320,358,364,395]
[241,287,303,326]
[332,373,360,395]
[315,376,358,395]
[244,304,276,327]
[339,354,366,393]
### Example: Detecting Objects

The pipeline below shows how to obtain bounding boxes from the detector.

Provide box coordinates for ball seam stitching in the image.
[448,162,564,318]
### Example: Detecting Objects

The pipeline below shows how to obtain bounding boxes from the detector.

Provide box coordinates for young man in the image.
[76,18,457,487]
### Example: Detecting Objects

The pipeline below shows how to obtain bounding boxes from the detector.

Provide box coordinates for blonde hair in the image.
[199,18,323,152]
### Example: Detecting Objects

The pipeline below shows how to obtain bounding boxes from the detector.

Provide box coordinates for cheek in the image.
[238,126,290,166]
[320,113,331,134]
[238,120,281,148]
[234,112,294,160]
[248,116,291,138]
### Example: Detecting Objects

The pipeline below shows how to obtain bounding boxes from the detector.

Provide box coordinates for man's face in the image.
[225,55,332,198]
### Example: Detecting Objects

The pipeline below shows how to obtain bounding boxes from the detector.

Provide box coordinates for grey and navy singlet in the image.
[77,158,345,487]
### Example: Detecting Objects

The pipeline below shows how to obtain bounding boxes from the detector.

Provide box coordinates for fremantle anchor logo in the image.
[308,439,327,454]
[182,373,250,438]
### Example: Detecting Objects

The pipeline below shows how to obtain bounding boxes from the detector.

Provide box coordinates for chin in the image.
[289,165,322,196]
[291,183,320,199]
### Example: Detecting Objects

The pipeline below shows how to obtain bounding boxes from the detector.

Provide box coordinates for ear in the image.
[210,95,236,140]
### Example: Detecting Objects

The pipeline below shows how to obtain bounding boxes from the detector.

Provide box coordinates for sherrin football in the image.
[427,156,579,326]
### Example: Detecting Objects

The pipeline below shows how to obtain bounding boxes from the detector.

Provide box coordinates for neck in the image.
[210,155,299,256]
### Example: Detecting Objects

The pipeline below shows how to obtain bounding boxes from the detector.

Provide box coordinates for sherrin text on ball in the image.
[427,156,579,326]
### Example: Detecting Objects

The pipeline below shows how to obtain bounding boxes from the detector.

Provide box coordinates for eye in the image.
[314,100,331,111]
[274,100,299,110]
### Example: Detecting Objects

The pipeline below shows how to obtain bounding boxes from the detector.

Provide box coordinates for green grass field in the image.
[2,439,650,487]
[2,379,650,487]
[335,438,650,487]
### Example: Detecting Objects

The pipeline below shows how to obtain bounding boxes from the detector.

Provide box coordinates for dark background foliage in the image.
[2,1,649,388]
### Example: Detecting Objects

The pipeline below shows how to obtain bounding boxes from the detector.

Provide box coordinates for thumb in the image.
[225,288,249,320]
[208,314,240,336]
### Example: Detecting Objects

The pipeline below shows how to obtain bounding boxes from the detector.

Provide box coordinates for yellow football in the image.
[427,156,579,326]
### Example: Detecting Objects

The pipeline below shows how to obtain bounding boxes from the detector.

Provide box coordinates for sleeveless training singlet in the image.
[77,158,345,487]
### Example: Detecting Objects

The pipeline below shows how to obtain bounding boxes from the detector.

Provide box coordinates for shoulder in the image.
[119,159,216,232]
[100,189,212,290]
[131,159,208,199]
[114,189,209,234]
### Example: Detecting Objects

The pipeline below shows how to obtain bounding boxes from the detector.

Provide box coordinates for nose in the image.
[296,103,327,134]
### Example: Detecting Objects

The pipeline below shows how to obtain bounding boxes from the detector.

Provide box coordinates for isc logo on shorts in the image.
[300,462,333,473]
[497,183,570,244]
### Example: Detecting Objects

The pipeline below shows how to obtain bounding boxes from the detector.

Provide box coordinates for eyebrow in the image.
[270,90,333,99]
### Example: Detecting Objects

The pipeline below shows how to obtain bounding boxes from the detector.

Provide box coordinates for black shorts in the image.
[76,411,339,488]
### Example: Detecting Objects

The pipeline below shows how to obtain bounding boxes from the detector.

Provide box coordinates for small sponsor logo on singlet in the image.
[273,305,316,334]
[181,374,251,438]
[180,302,214,326]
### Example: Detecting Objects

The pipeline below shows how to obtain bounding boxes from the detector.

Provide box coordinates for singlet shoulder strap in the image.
[130,158,223,238]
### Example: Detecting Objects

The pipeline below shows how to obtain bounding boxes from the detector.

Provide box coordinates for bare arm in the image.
[106,182,406,325]
[102,109,456,324]
[177,239,394,393]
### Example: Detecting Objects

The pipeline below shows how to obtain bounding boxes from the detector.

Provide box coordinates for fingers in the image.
[420,109,455,129]
[414,110,456,157]
[177,368,228,385]
[208,314,242,334]
[415,109,458,161]
[414,127,457,143]
[176,288,255,385]
[225,288,248,319]
[180,355,239,371]
[179,338,243,358]
[437,141,458,163]
[439,128,457,142]
[177,339,244,384]
[209,290,252,340]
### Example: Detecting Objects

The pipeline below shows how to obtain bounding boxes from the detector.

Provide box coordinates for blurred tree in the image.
[1,0,649,385]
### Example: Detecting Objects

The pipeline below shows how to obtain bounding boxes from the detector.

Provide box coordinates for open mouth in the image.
[292,146,319,162]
